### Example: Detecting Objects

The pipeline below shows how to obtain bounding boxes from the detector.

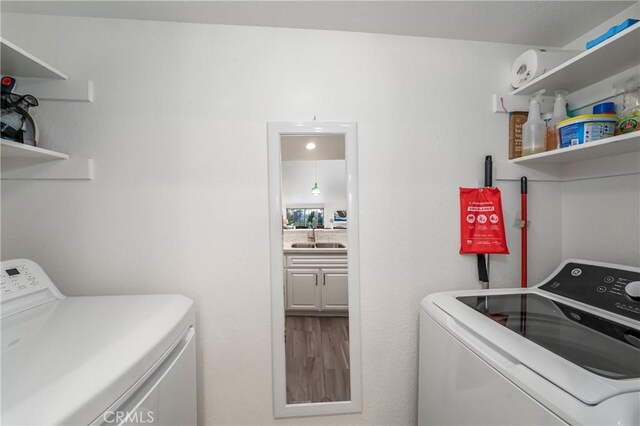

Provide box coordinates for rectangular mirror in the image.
[268,123,361,418]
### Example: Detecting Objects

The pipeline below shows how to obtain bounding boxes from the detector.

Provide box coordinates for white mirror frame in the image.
[267,122,362,418]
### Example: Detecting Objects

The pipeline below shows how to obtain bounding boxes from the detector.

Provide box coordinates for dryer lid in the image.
[1,294,194,425]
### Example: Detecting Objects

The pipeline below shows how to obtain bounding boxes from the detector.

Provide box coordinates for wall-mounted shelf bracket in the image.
[491,93,554,114]
[15,78,93,103]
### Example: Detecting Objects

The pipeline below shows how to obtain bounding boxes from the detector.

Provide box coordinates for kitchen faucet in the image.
[308,217,318,243]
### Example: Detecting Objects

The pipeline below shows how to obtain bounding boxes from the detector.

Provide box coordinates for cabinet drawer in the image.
[286,255,347,268]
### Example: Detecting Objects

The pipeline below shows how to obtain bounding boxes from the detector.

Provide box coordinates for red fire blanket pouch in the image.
[459,187,509,255]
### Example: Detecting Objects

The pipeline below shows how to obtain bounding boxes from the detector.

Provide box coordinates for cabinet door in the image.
[286,269,322,311]
[321,269,349,312]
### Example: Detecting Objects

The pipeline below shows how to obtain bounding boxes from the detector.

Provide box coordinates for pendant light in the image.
[311,161,320,195]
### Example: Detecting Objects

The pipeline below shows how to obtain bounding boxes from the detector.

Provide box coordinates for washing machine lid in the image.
[457,293,640,380]
[427,290,640,406]
[1,294,194,425]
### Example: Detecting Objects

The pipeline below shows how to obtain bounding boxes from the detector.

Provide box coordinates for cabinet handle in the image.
[322,272,325,285]
[315,274,318,286]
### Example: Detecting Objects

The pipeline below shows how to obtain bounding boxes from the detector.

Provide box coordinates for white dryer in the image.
[418,259,640,425]
[1,258,197,425]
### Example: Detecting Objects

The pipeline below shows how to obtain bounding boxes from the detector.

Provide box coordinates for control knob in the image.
[625,281,640,302]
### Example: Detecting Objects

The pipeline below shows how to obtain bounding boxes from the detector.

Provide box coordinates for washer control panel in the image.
[1,262,45,299]
[0,258,62,305]
[540,261,640,321]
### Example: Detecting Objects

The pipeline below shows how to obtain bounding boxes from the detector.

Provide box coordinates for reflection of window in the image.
[286,208,324,228]
[333,210,347,222]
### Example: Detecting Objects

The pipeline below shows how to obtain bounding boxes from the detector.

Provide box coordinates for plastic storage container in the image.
[558,114,617,148]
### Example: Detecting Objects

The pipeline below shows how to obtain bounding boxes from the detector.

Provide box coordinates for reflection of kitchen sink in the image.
[290,242,346,249]
[314,243,346,248]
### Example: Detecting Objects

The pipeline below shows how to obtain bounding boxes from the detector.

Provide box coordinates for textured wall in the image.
[562,174,640,265]
[0,13,564,425]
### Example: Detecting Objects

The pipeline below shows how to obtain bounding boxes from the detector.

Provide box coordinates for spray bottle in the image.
[522,89,546,156]
[616,79,640,135]
[546,90,568,151]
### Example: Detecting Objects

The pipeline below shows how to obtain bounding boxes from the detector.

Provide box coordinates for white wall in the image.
[0,13,563,425]
[562,174,640,264]
[281,160,346,227]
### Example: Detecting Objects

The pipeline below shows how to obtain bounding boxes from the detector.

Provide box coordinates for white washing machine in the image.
[1,258,197,425]
[418,259,640,425]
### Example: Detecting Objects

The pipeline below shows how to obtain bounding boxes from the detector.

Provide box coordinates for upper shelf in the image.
[511,23,640,96]
[1,139,70,160]
[510,132,639,164]
[1,37,68,80]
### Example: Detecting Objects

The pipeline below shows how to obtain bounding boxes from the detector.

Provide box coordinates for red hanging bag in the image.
[459,187,509,255]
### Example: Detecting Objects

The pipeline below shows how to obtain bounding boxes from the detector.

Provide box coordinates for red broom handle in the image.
[521,177,528,288]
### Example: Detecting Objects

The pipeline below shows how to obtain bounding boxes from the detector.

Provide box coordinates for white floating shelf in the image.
[0,41,94,180]
[1,37,68,80]
[510,133,640,164]
[1,139,93,180]
[511,23,640,96]
[1,139,69,160]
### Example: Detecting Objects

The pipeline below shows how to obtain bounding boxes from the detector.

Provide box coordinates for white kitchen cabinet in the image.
[321,269,349,311]
[286,269,322,311]
[284,254,348,313]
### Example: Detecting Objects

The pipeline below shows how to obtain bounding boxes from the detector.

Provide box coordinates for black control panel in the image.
[540,262,640,321]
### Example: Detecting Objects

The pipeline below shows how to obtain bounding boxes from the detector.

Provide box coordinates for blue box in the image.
[586,19,639,49]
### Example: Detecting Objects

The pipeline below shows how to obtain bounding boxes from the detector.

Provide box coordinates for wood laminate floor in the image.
[285,316,350,404]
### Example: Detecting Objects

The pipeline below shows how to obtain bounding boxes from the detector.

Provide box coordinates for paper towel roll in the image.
[511,49,581,89]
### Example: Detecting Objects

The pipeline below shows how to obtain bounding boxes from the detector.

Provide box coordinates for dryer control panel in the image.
[1,259,63,318]
[540,261,640,321]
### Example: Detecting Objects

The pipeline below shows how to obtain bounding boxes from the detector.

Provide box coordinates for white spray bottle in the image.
[522,89,546,156]
[546,90,568,151]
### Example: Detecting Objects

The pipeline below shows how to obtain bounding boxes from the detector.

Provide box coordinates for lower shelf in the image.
[1,139,69,160]
[498,132,640,183]
[510,132,639,164]
[1,139,93,180]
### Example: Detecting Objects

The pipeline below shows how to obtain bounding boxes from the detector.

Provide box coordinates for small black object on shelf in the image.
[1,75,39,145]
